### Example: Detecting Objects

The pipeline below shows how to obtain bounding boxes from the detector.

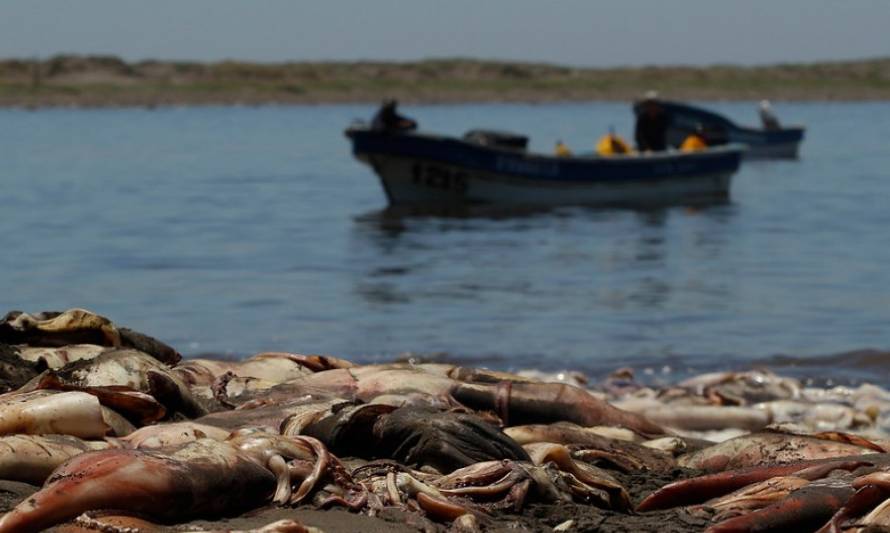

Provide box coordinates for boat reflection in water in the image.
[348,200,738,372]
[345,124,745,209]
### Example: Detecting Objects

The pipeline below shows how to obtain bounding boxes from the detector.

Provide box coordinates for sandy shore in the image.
[1,55,889,109]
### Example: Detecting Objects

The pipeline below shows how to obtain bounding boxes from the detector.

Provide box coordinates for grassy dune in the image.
[1,55,889,107]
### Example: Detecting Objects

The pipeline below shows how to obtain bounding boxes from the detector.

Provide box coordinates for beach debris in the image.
[0,434,115,484]
[26,348,206,419]
[3,308,890,531]
[0,344,41,392]
[452,380,664,435]
[175,352,354,392]
[506,422,675,472]
[0,309,180,365]
[678,431,881,472]
[0,440,273,532]
[553,519,575,531]
[368,406,530,472]
[677,369,801,405]
[817,483,890,533]
[705,474,857,533]
[65,511,165,532]
[697,475,812,522]
[524,442,631,509]
[637,458,873,512]
[0,432,343,532]
[14,344,111,370]
[121,421,232,448]
[0,390,109,438]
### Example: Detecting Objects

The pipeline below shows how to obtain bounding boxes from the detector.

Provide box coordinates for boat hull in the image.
[726,130,802,159]
[347,129,743,208]
[656,101,805,160]
[667,126,803,159]
[737,140,800,159]
[363,153,734,207]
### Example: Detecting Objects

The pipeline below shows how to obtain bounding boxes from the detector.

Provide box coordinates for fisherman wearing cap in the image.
[759,100,781,130]
[634,90,670,152]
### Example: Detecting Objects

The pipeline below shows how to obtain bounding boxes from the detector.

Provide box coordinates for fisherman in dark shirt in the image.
[371,99,417,132]
[634,91,670,152]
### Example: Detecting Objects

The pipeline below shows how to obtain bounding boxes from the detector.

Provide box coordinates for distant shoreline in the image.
[1,55,889,108]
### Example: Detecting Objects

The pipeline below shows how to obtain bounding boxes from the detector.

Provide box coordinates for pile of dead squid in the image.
[2,310,890,532]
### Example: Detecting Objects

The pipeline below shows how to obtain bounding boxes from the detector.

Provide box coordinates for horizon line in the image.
[3,53,889,70]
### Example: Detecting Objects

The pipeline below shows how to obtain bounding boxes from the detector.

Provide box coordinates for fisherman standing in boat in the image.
[371,99,417,132]
[634,91,670,152]
[759,100,781,130]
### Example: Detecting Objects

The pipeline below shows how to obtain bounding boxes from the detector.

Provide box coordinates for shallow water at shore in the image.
[2,102,889,384]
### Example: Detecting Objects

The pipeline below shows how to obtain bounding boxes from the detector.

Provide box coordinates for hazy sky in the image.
[2,0,888,67]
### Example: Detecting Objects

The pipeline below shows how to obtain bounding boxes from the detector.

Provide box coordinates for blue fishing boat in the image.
[641,100,805,159]
[345,126,745,208]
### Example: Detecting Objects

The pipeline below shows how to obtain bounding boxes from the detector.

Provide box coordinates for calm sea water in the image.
[2,102,889,384]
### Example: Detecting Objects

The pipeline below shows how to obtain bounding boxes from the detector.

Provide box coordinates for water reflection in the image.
[627,278,672,309]
[354,282,412,305]
[349,204,737,323]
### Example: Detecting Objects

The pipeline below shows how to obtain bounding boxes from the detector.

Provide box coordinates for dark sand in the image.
[1,467,709,532]
[0,466,707,532]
